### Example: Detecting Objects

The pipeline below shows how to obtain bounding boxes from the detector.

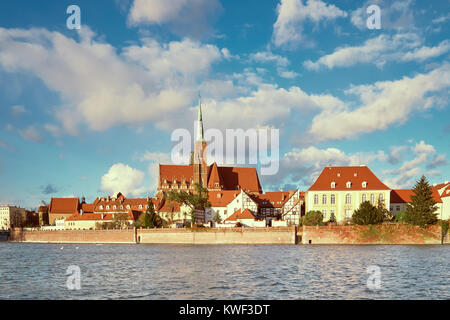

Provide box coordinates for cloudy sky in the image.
[0,0,449,208]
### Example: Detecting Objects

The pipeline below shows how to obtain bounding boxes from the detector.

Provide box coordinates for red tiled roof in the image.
[308,166,390,191]
[391,189,442,203]
[225,209,256,221]
[208,190,239,207]
[49,198,79,214]
[159,163,262,193]
[250,191,291,208]
[66,209,140,222]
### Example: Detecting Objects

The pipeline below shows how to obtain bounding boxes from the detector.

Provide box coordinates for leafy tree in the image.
[352,201,384,225]
[404,175,438,227]
[166,183,211,226]
[137,199,163,228]
[377,198,393,222]
[112,212,130,229]
[212,211,222,224]
[329,211,336,223]
[302,211,323,226]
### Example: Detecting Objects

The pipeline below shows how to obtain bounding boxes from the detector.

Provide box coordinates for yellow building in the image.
[306,166,391,224]
[0,205,26,230]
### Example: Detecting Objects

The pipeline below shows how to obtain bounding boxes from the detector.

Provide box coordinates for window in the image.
[331,182,336,188]
[396,205,400,211]
[322,194,327,204]
[362,194,367,202]
[379,194,384,202]
[370,194,375,204]
[331,194,335,204]
[139,205,143,209]
[126,205,130,209]
[113,205,116,210]
[345,194,351,204]
[99,205,103,210]
[362,181,367,188]
[106,205,110,210]
[120,205,123,210]
[346,181,351,188]
[322,210,327,219]
[330,209,335,218]
[314,194,319,205]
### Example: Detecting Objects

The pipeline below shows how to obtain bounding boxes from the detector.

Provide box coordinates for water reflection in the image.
[0,243,448,299]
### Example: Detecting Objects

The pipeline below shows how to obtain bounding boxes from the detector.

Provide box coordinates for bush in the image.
[302,211,323,226]
[352,201,384,225]
[394,211,407,223]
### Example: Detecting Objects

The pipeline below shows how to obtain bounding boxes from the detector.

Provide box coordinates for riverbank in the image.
[8,224,449,245]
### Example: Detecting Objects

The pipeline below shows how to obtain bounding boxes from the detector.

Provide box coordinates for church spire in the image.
[196,94,204,142]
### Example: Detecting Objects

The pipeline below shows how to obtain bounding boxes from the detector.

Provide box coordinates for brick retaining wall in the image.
[300,224,449,244]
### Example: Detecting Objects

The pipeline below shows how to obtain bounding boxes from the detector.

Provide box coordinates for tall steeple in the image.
[193,94,207,188]
[196,94,205,142]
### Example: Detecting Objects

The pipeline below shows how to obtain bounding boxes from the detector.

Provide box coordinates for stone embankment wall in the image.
[10,229,135,244]
[137,227,297,244]
[300,224,449,244]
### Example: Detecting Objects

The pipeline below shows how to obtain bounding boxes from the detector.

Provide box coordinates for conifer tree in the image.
[405,175,438,227]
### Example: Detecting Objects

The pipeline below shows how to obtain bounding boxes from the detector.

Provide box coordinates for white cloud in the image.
[249,51,299,78]
[303,33,449,71]
[273,0,347,48]
[100,163,147,197]
[128,0,223,39]
[19,125,43,143]
[382,140,447,188]
[350,0,415,31]
[0,27,227,134]
[307,63,450,143]
[10,105,27,116]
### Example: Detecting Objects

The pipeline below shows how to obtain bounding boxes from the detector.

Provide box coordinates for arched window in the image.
[322,194,327,204]
[331,194,336,204]
[106,205,110,210]
[346,181,351,188]
[362,181,367,188]
[314,194,319,205]
[331,182,336,188]
[346,194,351,204]
[379,194,384,202]
[362,194,367,202]
[99,205,103,210]
[126,205,130,209]
[113,205,116,210]
[139,204,143,209]
[370,194,375,204]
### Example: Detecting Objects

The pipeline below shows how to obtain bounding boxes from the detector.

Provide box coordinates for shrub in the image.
[394,211,407,223]
[352,201,384,225]
[302,211,323,226]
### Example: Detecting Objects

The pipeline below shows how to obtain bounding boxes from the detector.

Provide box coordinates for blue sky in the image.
[0,0,449,209]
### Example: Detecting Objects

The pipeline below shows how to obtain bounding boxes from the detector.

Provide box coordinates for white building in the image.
[306,166,391,224]
[0,205,26,230]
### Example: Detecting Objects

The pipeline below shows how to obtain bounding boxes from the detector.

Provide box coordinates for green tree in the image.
[302,211,323,226]
[352,201,384,225]
[404,175,438,227]
[112,212,130,229]
[137,199,163,228]
[212,210,222,224]
[166,183,211,227]
[329,211,336,223]
[394,211,407,223]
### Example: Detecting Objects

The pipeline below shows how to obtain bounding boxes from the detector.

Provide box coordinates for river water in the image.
[0,243,448,299]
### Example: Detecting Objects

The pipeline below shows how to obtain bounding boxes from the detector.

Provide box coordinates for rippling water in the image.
[0,243,448,299]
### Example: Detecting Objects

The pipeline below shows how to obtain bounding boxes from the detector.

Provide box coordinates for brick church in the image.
[157,98,263,195]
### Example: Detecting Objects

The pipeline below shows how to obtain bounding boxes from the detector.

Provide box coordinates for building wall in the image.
[49,213,71,225]
[0,206,26,230]
[306,189,391,223]
[226,191,258,219]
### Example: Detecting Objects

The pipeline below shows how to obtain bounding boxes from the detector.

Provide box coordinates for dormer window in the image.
[331,182,336,188]
[106,205,110,210]
[337,173,341,177]
[126,205,130,209]
[99,205,103,210]
[113,205,116,210]
[217,193,222,198]
[346,181,351,188]
[139,204,143,209]
[362,181,367,188]
[354,173,357,177]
